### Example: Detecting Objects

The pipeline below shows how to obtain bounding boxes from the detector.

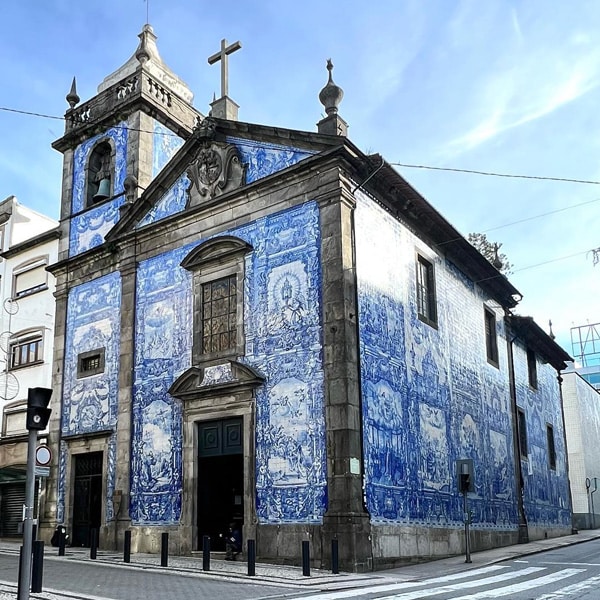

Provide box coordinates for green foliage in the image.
[467,233,514,275]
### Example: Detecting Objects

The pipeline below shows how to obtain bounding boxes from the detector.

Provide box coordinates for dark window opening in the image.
[518,408,528,458]
[484,307,499,366]
[547,424,556,470]
[201,275,237,355]
[527,348,538,389]
[77,348,105,378]
[416,255,437,327]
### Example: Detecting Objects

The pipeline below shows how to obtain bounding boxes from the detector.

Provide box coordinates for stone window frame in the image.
[77,348,106,378]
[9,328,44,371]
[85,138,116,208]
[415,253,438,328]
[181,236,253,365]
[484,305,499,367]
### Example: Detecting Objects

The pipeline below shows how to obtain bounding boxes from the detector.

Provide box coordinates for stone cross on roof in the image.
[208,38,242,99]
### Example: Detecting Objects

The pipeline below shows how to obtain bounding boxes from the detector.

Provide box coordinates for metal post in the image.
[58,528,66,556]
[331,538,339,574]
[124,530,131,563]
[31,541,44,593]
[302,540,310,577]
[463,491,471,563]
[247,539,256,576]
[161,532,168,567]
[202,535,210,571]
[90,528,98,560]
[17,427,38,600]
[17,546,23,599]
[591,478,598,529]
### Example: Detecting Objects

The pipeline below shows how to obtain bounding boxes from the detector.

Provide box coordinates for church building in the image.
[42,24,573,571]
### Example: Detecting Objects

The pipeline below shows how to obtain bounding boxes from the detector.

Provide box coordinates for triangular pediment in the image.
[168,360,265,400]
[104,117,343,243]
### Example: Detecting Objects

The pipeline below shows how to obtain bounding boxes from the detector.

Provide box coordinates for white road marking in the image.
[447,568,585,600]
[536,573,600,599]
[275,566,509,600]
[361,567,546,600]
[537,561,600,567]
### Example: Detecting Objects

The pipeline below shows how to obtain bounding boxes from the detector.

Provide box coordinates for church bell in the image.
[92,178,111,202]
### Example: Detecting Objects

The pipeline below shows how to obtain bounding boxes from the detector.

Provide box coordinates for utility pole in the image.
[18,387,52,600]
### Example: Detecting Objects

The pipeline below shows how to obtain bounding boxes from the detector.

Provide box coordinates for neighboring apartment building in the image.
[0,196,58,536]
[562,369,600,530]
[42,25,572,570]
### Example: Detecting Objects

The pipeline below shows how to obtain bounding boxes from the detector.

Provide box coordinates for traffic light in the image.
[459,473,471,493]
[26,387,52,431]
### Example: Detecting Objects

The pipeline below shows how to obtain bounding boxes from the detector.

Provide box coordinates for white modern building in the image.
[0,196,58,536]
[562,368,600,530]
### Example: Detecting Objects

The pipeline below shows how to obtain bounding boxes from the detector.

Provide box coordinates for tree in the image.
[467,233,513,274]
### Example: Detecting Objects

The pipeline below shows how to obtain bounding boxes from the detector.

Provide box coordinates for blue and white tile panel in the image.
[70,124,128,257]
[355,190,526,531]
[130,202,326,525]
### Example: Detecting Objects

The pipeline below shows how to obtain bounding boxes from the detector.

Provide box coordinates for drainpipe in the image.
[556,371,577,533]
[591,478,598,529]
[504,313,528,543]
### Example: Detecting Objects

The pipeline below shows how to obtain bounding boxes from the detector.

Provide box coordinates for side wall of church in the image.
[130,201,327,526]
[512,346,571,535]
[354,191,570,561]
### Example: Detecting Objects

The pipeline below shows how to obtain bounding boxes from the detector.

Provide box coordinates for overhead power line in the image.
[392,162,600,186]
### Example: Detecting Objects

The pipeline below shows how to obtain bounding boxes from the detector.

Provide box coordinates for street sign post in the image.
[18,388,52,600]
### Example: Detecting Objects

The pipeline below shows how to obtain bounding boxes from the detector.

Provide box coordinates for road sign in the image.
[34,466,50,478]
[35,445,52,466]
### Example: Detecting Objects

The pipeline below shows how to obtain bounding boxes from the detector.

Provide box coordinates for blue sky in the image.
[1,0,599,356]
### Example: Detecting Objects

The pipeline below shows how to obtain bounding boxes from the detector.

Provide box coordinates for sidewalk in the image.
[2,529,600,592]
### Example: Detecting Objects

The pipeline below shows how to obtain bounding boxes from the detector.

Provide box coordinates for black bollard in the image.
[31,540,44,593]
[17,546,23,599]
[58,528,66,557]
[302,540,310,577]
[90,528,98,560]
[247,539,256,576]
[124,530,131,563]
[202,535,210,571]
[331,538,339,574]
[161,532,169,567]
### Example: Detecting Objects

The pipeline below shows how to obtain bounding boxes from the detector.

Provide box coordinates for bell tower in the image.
[52,24,201,260]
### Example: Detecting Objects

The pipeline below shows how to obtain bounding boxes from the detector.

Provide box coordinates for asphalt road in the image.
[0,551,302,600]
[4,539,600,600]
[289,538,600,600]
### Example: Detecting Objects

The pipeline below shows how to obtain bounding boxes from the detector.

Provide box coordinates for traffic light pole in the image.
[18,427,38,600]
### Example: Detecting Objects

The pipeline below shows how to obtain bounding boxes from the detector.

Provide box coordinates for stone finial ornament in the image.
[319,59,344,115]
[549,319,556,340]
[66,77,80,109]
[135,23,155,64]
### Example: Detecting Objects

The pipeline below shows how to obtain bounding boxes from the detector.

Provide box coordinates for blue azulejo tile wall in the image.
[70,124,128,257]
[136,138,315,229]
[152,120,184,178]
[131,201,326,525]
[226,138,315,185]
[355,191,519,530]
[513,342,571,528]
[131,247,192,524]
[57,271,122,523]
